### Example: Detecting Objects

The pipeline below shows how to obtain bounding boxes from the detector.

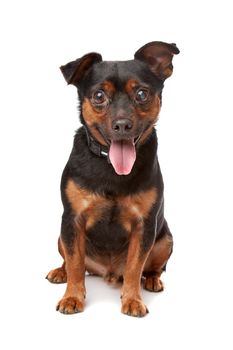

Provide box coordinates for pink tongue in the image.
[109,139,136,175]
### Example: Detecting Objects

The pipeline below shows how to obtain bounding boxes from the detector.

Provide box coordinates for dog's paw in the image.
[46,267,67,284]
[121,298,149,317]
[144,276,164,292]
[104,272,120,285]
[56,296,84,314]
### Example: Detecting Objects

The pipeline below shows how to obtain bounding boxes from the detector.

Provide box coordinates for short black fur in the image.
[47,41,179,317]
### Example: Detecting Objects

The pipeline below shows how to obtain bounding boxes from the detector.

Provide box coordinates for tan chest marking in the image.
[118,189,157,232]
[65,179,157,233]
[65,179,112,229]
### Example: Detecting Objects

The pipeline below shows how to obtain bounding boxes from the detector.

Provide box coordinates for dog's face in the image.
[60,42,179,175]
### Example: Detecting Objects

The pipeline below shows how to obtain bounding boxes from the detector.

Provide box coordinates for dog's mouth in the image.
[108,135,142,176]
[109,139,135,175]
[96,126,142,175]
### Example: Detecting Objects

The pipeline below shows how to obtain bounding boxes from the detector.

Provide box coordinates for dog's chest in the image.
[66,179,157,232]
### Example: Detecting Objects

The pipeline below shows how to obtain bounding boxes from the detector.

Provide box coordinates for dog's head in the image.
[60,41,179,175]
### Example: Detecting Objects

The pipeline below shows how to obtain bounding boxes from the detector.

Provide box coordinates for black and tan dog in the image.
[46,41,179,317]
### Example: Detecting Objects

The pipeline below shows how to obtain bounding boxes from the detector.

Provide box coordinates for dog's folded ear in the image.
[134,41,179,80]
[60,52,102,86]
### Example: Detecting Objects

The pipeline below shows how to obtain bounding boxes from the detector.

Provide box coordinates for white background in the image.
[0,0,233,349]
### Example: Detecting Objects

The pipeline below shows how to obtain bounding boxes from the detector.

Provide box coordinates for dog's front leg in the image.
[121,221,151,317]
[56,218,86,314]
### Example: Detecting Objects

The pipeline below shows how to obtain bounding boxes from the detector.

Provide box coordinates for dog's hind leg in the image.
[143,221,173,292]
[46,237,67,284]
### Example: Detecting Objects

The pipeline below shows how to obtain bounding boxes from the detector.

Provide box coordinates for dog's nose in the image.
[112,119,133,135]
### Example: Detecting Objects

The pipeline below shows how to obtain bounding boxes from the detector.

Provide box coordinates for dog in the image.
[46,41,179,317]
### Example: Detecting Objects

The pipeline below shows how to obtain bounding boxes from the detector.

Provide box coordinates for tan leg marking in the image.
[143,234,173,292]
[56,232,86,314]
[46,238,67,283]
[121,223,150,317]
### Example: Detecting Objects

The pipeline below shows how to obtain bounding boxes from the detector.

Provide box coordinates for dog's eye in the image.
[135,88,149,103]
[92,90,106,105]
